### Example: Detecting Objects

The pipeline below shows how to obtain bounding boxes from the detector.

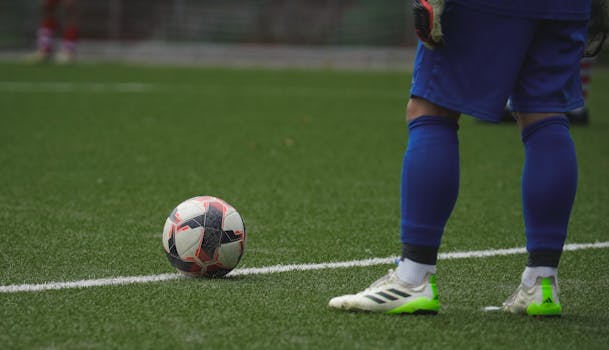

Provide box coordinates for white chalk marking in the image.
[0,81,154,93]
[1,241,608,293]
[0,81,404,99]
[482,306,502,312]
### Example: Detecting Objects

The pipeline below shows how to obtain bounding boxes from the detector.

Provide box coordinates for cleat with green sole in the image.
[328,270,439,315]
[503,276,562,317]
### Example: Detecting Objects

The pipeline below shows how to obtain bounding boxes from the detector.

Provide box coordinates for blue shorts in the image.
[410,3,588,122]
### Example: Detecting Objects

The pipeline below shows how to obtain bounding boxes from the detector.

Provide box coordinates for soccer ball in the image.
[162,196,246,278]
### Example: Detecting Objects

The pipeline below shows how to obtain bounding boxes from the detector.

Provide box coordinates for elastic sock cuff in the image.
[527,250,562,267]
[521,115,569,143]
[408,115,459,131]
[402,244,439,265]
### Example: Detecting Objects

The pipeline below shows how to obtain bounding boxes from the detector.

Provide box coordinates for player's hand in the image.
[585,0,609,57]
[412,0,445,49]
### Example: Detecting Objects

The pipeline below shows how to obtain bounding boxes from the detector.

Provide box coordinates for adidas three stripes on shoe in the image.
[328,269,440,314]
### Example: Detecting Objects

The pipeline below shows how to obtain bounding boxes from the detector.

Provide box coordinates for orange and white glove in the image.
[412,0,445,49]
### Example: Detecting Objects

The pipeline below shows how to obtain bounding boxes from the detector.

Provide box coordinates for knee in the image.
[405,99,418,122]
[515,112,566,129]
[406,97,460,123]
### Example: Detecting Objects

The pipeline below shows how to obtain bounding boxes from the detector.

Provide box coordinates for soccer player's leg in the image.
[504,19,587,317]
[27,0,62,63]
[55,0,79,64]
[328,99,457,315]
[502,112,576,317]
[396,98,460,313]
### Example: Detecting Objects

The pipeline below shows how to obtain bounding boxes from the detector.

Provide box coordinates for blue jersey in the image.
[448,0,591,20]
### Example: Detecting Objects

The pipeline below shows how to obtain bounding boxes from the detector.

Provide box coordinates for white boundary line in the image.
[1,241,608,294]
[0,81,154,93]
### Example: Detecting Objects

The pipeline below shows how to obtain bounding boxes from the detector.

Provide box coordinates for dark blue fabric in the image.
[522,116,577,252]
[401,116,459,248]
[448,0,591,20]
[410,3,587,122]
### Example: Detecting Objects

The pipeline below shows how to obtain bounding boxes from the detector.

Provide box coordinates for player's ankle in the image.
[522,266,558,288]
[397,258,436,285]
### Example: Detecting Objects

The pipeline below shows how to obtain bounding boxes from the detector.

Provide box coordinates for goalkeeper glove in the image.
[586,0,609,57]
[412,0,445,49]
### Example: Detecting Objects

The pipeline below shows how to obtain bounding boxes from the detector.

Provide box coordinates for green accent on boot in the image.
[386,274,440,315]
[430,274,439,302]
[526,277,562,317]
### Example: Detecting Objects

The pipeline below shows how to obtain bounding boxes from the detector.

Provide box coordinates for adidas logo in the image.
[364,289,411,304]
[543,297,553,304]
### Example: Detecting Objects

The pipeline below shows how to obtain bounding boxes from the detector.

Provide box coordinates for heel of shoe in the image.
[526,277,562,317]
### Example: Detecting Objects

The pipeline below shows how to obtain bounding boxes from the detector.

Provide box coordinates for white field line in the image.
[1,241,608,294]
[0,81,154,93]
[0,81,404,99]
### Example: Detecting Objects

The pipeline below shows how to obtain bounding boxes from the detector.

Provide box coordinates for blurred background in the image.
[0,0,422,69]
[2,0,417,46]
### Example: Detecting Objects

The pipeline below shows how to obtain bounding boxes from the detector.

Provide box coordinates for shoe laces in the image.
[503,285,522,306]
[365,269,399,291]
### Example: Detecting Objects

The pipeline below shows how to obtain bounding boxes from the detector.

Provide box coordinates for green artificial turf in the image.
[0,62,608,349]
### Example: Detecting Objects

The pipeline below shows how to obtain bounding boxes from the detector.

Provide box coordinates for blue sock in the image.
[522,116,577,258]
[401,116,459,250]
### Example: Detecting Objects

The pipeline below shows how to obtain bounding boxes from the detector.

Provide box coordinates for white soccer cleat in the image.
[502,276,562,317]
[328,269,440,314]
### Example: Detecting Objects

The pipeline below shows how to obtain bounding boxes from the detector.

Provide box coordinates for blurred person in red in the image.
[29,0,79,63]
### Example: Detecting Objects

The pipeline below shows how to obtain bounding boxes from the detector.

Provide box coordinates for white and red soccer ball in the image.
[162,196,246,278]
